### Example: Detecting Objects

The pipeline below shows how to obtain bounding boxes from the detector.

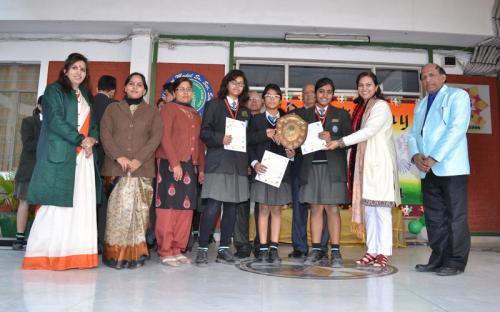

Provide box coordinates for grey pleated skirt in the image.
[201,172,249,203]
[250,180,292,205]
[300,163,347,205]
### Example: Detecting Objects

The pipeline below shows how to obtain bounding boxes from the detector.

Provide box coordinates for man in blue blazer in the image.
[408,64,471,276]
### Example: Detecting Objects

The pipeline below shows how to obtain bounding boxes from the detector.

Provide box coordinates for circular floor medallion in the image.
[238,259,398,280]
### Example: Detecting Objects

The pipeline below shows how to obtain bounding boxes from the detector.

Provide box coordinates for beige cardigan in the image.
[342,99,401,206]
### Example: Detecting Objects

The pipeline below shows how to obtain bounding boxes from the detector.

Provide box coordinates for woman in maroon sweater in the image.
[155,77,205,266]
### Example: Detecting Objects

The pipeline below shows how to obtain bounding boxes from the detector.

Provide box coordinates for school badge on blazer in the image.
[331,118,340,133]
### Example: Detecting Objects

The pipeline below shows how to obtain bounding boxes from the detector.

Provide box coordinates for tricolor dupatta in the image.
[75,112,91,155]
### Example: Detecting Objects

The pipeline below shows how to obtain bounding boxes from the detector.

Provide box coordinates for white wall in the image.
[157,40,229,71]
[235,42,430,66]
[0,37,473,99]
[433,51,473,75]
[0,0,493,39]
[0,38,131,96]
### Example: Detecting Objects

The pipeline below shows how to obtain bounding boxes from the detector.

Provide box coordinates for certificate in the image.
[301,121,326,155]
[255,150,290,188]
[224,117,247,153]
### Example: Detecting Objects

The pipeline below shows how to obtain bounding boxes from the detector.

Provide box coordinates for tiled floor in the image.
[1,242,499,312]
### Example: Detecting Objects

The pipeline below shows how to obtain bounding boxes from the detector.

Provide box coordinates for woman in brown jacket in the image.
[100,72,163,269]
[154,77,205,266]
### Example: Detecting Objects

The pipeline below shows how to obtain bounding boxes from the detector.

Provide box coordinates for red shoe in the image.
[355,253,377,265]
[373,254,388,267]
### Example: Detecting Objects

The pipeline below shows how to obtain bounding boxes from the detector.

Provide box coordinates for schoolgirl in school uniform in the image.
[196,70,251,265]
[299,77,352,267]
[248,84,295,264]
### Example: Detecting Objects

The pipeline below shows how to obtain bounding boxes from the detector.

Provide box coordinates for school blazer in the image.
[247,111,292,183]
[200,98,251,176]
[299,106,352,186]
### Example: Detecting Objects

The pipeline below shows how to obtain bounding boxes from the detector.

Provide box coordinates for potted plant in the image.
[0,173,18,237]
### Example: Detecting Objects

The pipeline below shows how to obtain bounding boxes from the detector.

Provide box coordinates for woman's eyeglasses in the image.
[264,94,281,100]
[229,81,245,88]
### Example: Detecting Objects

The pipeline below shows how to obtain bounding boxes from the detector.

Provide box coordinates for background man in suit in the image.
[234,91,263,258]
[93,75,116,170]
[409,64,471,276]
[12,96,43,250]
[93,75,116,253]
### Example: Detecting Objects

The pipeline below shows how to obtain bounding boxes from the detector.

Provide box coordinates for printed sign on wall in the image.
[164,71,215,115]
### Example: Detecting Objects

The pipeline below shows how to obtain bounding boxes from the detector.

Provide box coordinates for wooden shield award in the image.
[276,114,308,150]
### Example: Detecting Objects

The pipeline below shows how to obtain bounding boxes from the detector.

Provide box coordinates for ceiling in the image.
[0,20,492,48]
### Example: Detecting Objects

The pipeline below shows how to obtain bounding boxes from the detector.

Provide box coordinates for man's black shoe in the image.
[436,267,463,276]
[415,263,440,272]
[234,250,251,259]
[288,250,306,258]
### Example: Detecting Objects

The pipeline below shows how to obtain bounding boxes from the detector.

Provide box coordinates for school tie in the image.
[318,108,325,117]
[267,115,277,126]
[230,101,237,111]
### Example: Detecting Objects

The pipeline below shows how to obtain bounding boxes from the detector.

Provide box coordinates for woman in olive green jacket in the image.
[23,53,100,270]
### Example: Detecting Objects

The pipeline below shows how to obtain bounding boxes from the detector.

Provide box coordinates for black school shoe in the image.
[216,248,236,264]
[256,249,269,263]
[12,239,26,251]
[195,249,209,265]
[268,248,282,264]
[304,249,323,265]
[331,249,344,268]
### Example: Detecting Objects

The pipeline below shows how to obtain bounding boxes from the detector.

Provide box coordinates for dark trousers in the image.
[290,161,329,253]
[234,200,252,252]
[422,170,470,270]
[198,198,237,248]
[97,186,107,251]
[146,177,157,247]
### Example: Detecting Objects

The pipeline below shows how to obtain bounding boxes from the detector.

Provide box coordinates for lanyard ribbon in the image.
[224,99,239,119]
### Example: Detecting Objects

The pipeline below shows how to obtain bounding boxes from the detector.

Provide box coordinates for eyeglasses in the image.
[249,97,261,101]
[175,88,193,93]
[264,94,281,100]
[229,80,245,88]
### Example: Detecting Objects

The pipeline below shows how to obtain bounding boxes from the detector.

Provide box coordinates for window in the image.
[377,69,420,93]
[238,64,284,88]
[0,64,40,172]
[237,60,420,99]
[289,66,367,90]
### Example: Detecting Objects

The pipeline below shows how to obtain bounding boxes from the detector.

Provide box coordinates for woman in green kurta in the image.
[23,53,101,270]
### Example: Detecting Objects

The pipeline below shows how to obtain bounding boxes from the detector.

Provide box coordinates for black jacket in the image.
[15,115,42,182]
[93,93,115,172]
[299,106,352,186]
[248,110,292,183]
[200,98,251,176]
